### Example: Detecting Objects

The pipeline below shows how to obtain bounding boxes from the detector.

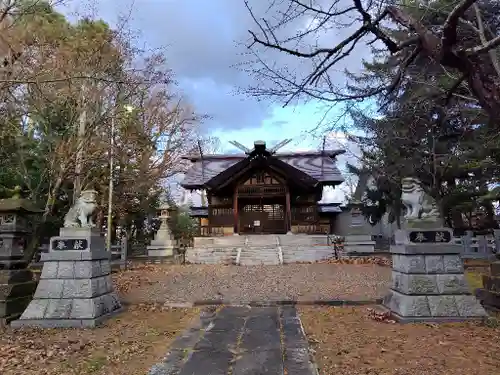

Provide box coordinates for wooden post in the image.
[233,188,239,234]
[120,236,128,271]
[207,191,212,235]
[285,188,291,233]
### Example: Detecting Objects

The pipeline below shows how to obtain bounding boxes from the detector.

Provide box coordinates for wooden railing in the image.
[294,223,330,234]
[196,225,226,237]
[209,205,234,226]
[291,204,319,223]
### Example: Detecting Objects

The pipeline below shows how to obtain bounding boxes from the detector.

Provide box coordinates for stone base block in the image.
[345,234,373,242]
[147,247,174,257]
[377,305,485,324]
[344,243,375,254]
[11,307,124,328]
[0,268,34,284]
[391,271,470,295]
[34,274,113,299]
[475,288,500,310]
[347,226,373,236]
[11,292,122,328]
[482,274,500,293]
[0,294,34,326]
[383,289,487,322]
[0,267,36,326]
[39,259,111,281]
[0,257,30,270]
[490,261,500,275]
[11,245,122,328]
[392,254,463,274]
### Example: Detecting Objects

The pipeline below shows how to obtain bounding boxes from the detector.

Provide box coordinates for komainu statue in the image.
[63,190,98,228]
[401,178,440,220]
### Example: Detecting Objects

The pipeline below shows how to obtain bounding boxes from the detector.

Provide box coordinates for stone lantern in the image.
[343,199,375,254]
[147,203,175,257]
[0,187,42,326]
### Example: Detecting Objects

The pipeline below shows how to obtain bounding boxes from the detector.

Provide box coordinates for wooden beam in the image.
[233,187,239,234]
[207,191,212,235]
[285,188,292,233]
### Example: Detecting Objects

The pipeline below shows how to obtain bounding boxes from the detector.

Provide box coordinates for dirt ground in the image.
[8,262,490,375]
[115,263,391,304]
[299,306,500,375]
[0,304,199,375]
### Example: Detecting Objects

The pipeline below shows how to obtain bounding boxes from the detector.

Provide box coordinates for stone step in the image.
[239,260,280,265]
[246,235,279,246]
[240,251,277,253]
[277,235,329,246]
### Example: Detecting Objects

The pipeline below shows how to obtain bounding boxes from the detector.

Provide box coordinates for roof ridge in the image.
[182,149,346,161]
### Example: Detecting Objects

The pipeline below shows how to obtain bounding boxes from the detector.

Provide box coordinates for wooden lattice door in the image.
[239,199,285,234]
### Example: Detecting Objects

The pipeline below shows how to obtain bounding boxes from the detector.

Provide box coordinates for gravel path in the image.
[118,264,391,304]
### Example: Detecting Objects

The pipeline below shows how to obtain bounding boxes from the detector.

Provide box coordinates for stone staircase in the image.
[186,236,242,264]
[239,235,281,265]
[186,234,337,265]
[278,235,336,263]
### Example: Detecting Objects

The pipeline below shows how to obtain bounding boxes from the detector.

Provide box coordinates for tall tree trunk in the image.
[73,91,86,203]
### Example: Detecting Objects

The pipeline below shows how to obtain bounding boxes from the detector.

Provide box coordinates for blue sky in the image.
[58,0,374,203]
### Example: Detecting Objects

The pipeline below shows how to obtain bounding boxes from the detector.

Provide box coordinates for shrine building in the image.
[180,140,347,236]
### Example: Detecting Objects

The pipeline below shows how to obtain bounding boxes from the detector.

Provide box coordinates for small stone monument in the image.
[0,187,41,326]
[12,190,122,328]
[381,178,487,322]
[147,203,175,257]
[475,228,500,310]
[343,201,375,254]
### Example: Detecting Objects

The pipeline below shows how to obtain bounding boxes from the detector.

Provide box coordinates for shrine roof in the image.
[180,149,345,189]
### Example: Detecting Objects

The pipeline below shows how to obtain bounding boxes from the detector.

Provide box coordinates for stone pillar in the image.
[11,227,122,328]
[0,193,40,326]
[343,202,375,254]
[476,262,500,310]
[147,204,175,257]
[382,222,487,322]
[475,228,500,309]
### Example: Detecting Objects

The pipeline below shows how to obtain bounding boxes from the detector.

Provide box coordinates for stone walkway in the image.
[148,306,316,375]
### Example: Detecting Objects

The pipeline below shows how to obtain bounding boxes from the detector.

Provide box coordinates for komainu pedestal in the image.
[12,228,122,328]
[382,226,487,322]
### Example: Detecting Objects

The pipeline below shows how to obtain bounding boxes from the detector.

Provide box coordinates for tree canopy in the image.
[0,1,210,257]
[247,0,500,231]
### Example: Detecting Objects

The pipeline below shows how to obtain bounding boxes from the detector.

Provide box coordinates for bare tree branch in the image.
[442,0,478,55]
[245,0,500,122]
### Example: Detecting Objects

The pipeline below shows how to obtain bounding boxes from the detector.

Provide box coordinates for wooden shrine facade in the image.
[181,140,345,235]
